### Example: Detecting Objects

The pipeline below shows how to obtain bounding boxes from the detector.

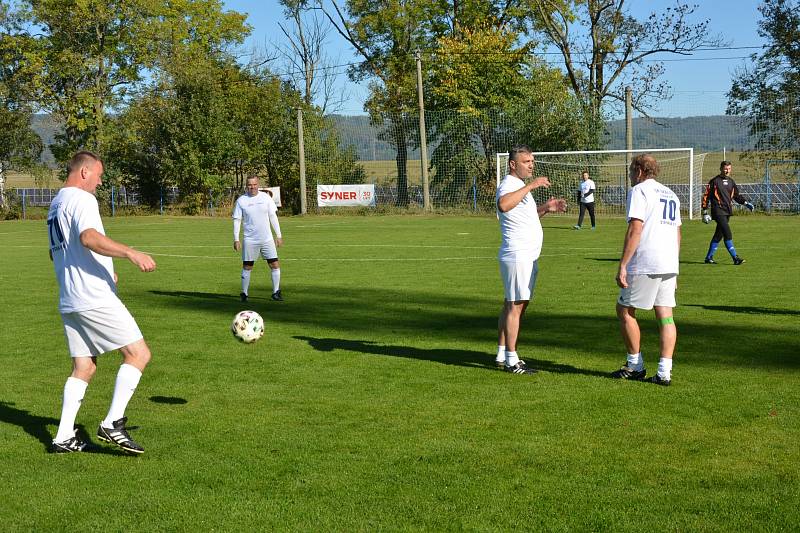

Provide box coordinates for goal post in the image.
[496,148,706,220]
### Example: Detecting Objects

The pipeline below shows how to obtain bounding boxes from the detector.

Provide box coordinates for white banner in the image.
[259,187,282,207]
[317,184,376,207]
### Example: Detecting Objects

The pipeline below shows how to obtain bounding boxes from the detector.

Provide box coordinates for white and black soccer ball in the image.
[231,310,264,343]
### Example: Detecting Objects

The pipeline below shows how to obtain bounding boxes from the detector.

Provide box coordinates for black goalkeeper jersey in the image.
[701,174,748,215]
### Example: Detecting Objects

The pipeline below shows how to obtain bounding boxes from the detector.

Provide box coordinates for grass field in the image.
[1,213,799,530]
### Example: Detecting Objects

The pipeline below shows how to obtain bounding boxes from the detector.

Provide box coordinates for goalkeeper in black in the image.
[701,160,753,265]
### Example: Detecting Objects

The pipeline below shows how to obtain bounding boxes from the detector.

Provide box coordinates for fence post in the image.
[22,189,26,219]
[160,186,164,215]
[624,86,633,194]
[111,186,116,217]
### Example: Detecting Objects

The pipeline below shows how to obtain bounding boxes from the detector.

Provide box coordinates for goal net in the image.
[496,148,707,219]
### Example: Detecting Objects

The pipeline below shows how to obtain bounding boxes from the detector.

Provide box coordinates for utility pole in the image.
[625,86,633,191]
[297,108,307,215]
[416,49,431,211]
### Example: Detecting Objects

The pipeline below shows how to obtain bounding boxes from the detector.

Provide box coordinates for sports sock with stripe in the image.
[102,364,142,428]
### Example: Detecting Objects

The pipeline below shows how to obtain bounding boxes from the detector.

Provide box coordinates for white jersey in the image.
[47,187,121,313]
[496,175,543,262]
[233,191,281,244]
[580,179,596,203]
[625,179,681,275]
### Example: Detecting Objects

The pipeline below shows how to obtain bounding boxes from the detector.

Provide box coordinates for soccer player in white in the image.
[613,154,681,386]
[496,145,567,374]
[48,151,156,454]
[233,176,283,302]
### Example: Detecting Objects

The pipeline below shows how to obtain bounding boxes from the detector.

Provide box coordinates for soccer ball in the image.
[231,310,264,343]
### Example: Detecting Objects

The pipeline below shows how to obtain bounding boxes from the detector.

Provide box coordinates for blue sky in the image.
[222,0,767,117]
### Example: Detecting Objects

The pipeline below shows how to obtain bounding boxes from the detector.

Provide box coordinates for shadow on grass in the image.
[0,401,128,455]
[293,335,610,377]
[147,284,799,369]
[149,396,188,405]
[683,304,800,316]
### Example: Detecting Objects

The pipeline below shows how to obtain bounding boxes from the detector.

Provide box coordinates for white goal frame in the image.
[496,148,697,220]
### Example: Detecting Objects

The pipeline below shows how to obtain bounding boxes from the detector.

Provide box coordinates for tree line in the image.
[1,0,797,213]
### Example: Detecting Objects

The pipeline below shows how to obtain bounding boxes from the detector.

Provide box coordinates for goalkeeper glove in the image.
[744,201,754,211]
[702,210,711,224]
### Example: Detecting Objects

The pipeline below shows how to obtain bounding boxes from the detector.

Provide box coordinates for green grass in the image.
[1,214,798,530]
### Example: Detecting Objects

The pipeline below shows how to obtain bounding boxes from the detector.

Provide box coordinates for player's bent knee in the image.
[72,356,97,381]
[120,338,152,370]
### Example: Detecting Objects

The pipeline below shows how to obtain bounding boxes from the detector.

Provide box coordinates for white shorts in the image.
[61,303,143,357]
[499,260,539,302]
[243,240,278,262]
[618,274,677,310]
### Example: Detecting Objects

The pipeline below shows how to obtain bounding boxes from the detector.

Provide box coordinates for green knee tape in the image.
[660,317,675,326]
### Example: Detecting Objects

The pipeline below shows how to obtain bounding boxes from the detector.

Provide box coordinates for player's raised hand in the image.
[530,176,551,189]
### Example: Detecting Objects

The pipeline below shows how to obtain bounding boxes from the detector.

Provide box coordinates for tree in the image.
[531,1,724,118]
[0,5,43,207]
[14,0,249,160]
[321,0,444,207]
[727,0,800,157]
[427,17,600,208]
[276,0,347,113]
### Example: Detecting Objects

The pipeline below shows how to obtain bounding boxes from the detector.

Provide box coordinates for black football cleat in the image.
[505,361,537,375]
[733,256,745,265]
[647,374,671,387]
[51,432,92,454]
[704,257,716,264]
[271,290,283,301]
[611,364,646,381]
[240,292,248,302]
[97,417,144,455]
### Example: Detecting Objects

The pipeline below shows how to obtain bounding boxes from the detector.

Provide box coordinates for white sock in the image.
[657,357,673,380]
[496,345,506,363]
[55,377,88,443]
[241,269,251,295]
[102,364,142,428]
[271,268,281,292]
[627,352,643,371]
[506,351,519,367]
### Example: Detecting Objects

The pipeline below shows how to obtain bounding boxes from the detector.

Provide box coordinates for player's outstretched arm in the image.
[497,178,551,212]
[80,229,156,272]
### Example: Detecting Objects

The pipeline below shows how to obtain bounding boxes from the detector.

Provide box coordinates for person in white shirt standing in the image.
[495,145,567,374]
[233,176,283,302]
[612,154,681,386]
[573,170,596,230]
[48,151,156,454]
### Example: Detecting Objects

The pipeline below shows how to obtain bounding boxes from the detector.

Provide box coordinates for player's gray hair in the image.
[509,145,533,163]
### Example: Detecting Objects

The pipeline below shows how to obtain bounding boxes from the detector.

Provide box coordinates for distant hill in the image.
[31,114,61,165]
[328,114,756,160]
[29,113,755,165]
[604,115,753,152]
